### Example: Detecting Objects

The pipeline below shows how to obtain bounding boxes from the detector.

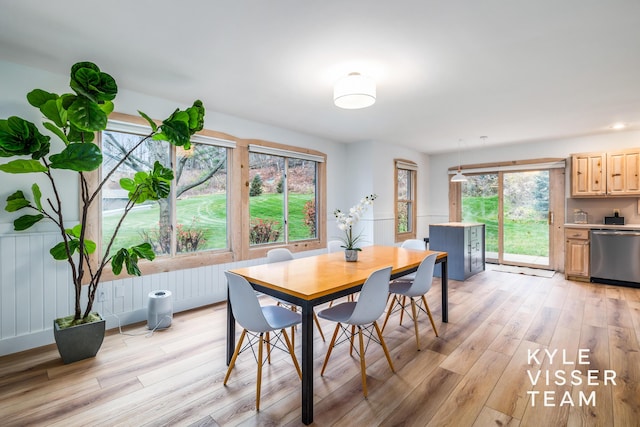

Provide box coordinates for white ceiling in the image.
[1,0,639,154]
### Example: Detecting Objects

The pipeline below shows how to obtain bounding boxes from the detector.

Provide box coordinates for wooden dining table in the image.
[227,245,448,425]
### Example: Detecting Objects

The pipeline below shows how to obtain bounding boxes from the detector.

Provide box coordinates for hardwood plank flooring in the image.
[1,269,639,426]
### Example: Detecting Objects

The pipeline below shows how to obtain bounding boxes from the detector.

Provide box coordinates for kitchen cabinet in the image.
[571,152,606,196]
[429,222,485,281]
[607,150,640,195]
[571,149,640,197]
[565,227,590,281]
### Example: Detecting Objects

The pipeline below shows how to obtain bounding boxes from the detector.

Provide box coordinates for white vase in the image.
[344,249,358,262]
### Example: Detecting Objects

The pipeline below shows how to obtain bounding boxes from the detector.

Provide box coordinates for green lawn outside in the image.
[103,192,315,254]
[463,195,548,257]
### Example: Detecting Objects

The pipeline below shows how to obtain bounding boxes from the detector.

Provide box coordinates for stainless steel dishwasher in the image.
[590,229,640,286]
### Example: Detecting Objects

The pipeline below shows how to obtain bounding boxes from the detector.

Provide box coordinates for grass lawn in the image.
[103,192,314,254]
[463,196,548,257]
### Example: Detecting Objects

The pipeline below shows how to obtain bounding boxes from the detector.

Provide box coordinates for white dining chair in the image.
[223,271,302,410]
[327,240,343,253]
[317,266,395,397]
[397,239,427,281]
[266,248,326,342]
[381,252,439,350]
[327,240,355,306]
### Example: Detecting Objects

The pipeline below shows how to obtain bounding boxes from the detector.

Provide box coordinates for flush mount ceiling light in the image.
[610,122,626,130]
[333,72,376,109]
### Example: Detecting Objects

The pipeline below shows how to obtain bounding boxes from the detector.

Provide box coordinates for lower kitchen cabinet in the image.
[429,222,485,281]
[565,227,590,281]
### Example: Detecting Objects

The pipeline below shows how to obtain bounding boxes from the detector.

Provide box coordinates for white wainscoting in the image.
[0,230,333,356]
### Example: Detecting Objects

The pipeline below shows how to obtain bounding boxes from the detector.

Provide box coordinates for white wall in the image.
[427,131,640,227]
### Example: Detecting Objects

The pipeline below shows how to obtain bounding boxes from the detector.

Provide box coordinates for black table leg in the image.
[441,257,448,323]
[301,301,314,424]
[226,286,235,365]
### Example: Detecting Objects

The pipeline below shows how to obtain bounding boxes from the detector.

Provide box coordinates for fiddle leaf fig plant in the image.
[0,61,205,326]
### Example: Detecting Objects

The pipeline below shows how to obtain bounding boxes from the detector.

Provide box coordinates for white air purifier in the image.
[147,290,173,330]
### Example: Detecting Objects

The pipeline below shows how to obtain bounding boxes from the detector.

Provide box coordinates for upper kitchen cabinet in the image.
[571,152,606,196]
[571,149,640,197]
[607,150,640,195]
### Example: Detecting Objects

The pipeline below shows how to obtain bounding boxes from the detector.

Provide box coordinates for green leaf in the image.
[186,100,205,133]
[99,100,114,116]
[82,239,97,255]
[49,143,102,171]
[31,184,42,211]
[5,190,30,212]
[69,62,117,103]
[14,214,44,231]
[138,110,158,132]
[27,89,58,108]
[0,159,47,173]
[43,122,69,145]
[39,98,67,128]
[68,224,82,238]
[50,240,79,260]
[66,124,95,143]
[0,117,51,159]
[159,120,190,147]
[131,242,155,261]
[119,177,135,192]
[111,248,127,275]
[67,97,107,132]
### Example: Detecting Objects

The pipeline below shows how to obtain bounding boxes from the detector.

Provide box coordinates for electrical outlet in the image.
[98,289,111,302]
[115,285,124,298]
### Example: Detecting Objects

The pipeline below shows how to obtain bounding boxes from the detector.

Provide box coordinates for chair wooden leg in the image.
[313,312,326,341]
[349,325,356,357]
[399,296,407,326]
[282,328,301,379]
[224,329,246,385]
[265,331,271,363]
[381,295,397,333]
[357,326,368,397]
[374,321,395,373]
[410,298,421,350]
[321,323,341,376]
[256,333,264,411]
[422,295,439,337]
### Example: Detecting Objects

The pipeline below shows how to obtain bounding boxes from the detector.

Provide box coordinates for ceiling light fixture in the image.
[610,122,626,130]
[333,72,376,109]
[451,139,467,182]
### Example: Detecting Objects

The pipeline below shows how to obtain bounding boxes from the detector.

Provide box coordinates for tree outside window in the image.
[101,128,228,257]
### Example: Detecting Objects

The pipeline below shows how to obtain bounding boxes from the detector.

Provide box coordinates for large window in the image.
[101,121,231,258]
[395,159,417,241]
[248,145,321,246]
[89,112,326,279]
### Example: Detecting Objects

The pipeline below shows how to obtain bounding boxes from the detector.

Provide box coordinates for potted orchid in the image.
[333,194,377,261]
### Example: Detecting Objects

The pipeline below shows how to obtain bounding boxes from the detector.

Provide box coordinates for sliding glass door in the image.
[461,173,499,263]
[461,169,552,268]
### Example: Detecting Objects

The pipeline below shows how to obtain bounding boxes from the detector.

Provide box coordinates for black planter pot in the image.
[53,316,106,364]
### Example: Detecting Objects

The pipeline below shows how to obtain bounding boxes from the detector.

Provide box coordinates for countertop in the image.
[564,223,640,230]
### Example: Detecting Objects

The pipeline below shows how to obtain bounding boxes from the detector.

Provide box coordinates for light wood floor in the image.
[1,269,640,426]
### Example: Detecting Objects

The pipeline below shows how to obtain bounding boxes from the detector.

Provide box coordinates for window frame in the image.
[88,113,326,281]
[395,158,417,242]
[242,139,326,260]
